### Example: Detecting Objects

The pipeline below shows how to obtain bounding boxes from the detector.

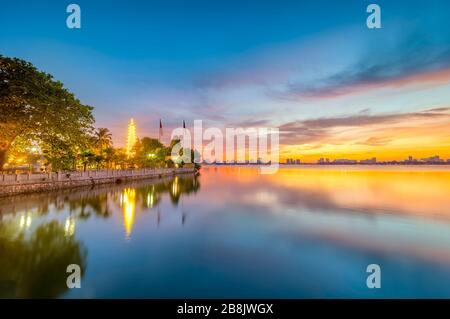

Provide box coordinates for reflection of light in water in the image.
[212,166,450,219]
[249,191,279,206]
[19,213,32,230]
[121,188,136,239]
[64,216,76,237]
[146,185,155,208]
[19,215,25,228]
[171,176,179,197]
[269,167,450,218]
[147,193,154,208]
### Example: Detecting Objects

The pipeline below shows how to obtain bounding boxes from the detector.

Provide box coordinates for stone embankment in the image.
[0,168,194,197]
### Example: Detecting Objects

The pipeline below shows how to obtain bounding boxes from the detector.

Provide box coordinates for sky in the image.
[1,0,450,161]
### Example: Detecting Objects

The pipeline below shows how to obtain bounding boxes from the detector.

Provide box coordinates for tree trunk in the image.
[0,148,7,171]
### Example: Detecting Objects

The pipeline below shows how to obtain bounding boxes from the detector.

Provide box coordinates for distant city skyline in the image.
[213,154,450,165]
[314,155,450,165]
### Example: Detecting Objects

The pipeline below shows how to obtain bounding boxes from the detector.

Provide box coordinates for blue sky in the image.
[1,0,450,159]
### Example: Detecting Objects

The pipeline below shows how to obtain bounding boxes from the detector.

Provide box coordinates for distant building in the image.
[333,159,357,165]
[360,157,377,164]
[310,154,450,165]
[403,155,419,164]
[422,156,444,164]
[285,158,300,165]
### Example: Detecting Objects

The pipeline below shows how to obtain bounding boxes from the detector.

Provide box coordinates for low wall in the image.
[0,168,195,197]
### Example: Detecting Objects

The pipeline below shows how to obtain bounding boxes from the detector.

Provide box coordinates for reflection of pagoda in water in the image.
[120,188,136,239]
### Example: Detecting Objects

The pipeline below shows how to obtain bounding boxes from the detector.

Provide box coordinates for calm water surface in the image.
[2,165,450,298]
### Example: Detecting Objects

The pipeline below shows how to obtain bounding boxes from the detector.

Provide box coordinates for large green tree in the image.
[0,56,94,170]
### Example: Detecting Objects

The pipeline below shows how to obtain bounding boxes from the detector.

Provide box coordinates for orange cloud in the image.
[280,107,450,162]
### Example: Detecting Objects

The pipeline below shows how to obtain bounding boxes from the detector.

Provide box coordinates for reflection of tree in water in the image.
[63,175,201,220]
[50,175,201,237]
[68,193,112,219]
[168,175,201,205]
[0,175,200,296]
[0,174,201,233]
[0,221,87,298]
[116,175,201,235]
[122,175,201,209]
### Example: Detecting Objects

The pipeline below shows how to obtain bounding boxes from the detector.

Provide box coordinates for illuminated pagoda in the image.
[126,118,138,158]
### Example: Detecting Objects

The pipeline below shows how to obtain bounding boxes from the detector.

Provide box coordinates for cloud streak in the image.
[279,33,450,99]
[279,107,450,148]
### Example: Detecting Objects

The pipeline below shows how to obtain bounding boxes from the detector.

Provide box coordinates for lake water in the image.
[1,165,450,298]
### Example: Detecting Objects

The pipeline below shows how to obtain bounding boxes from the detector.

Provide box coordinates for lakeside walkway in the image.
[0,168,195,196]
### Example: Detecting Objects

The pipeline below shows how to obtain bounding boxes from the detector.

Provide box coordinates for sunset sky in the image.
[1,0,450,161]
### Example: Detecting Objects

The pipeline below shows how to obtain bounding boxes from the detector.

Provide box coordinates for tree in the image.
[94,128,112,154]
[136,137,165,168]
[78,150,95,172]
[0,56,94,170]
[141,137,163,152]
[112,148,128,169]
[102,146,116,169]
[42,138,78,171]
[167,138,201,170]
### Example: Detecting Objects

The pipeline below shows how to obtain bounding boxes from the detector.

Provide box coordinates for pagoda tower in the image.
[126,118,138,158]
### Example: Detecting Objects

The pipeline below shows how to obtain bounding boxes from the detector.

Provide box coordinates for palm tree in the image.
[94,128,113,154]
[78,150,95,171]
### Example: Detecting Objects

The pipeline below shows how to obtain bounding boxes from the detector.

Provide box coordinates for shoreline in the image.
[0,167,195,197]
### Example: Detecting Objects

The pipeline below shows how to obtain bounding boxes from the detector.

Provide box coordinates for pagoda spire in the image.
[126,118,138,158]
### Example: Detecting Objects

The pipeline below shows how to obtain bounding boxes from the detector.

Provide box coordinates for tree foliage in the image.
[135,137,165,168]
[0,55,94,170]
